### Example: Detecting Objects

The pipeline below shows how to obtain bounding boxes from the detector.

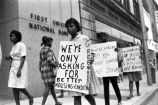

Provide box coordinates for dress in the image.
[8,42,28,88]
[89,65,102,94]
[127,72,142,81]
[39,46,56,86]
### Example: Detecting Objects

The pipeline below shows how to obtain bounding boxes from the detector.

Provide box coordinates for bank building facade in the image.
[0,0,143,97]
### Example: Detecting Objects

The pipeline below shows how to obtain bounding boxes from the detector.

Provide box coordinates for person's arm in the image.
[47,51,58,67]
[17,43,26,78]
[17,56,25,78]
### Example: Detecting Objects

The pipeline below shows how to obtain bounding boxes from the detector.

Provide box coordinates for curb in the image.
[134,85,158,105]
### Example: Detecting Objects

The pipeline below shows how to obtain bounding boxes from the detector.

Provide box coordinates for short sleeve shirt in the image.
[71,34,89,41]
[10,42,26,60]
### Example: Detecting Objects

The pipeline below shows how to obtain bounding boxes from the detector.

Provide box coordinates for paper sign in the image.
[55,40,91,94]
[122,46,142,72]
[92,41,119,77]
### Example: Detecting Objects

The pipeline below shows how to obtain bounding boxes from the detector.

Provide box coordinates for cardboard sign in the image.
[92,41,119,77]
[122,46,142,72]
[55,40,91,94]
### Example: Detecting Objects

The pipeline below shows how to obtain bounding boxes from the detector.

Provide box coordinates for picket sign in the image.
[92,41,119,77]
[55,40,91,94]
[121,46,143,72]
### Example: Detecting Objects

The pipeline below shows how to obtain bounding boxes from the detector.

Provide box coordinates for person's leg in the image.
[12,88,20,105]
[18,88,33,105]
[57,90,64,98]
[110,77,122,103]
[103,77,110,105]
[127,81,133,99]
[41,85,49,105]
[49,85,61,105]
[135,81,140,96]
[85,95,96,105]
[74,96,81,105]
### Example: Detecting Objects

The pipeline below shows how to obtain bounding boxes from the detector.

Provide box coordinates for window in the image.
[133,0,140,19]
[122,0,129,9]
[114,0,130,10]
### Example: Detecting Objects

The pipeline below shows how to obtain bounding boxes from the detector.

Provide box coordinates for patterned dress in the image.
[39,46,56,86]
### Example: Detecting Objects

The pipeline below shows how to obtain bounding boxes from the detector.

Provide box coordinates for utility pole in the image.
[138,0,152,85]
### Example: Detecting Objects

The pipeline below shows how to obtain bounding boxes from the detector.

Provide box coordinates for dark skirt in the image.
[127,72,142,81]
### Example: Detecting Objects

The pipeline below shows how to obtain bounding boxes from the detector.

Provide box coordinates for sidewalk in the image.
[3,71,158,105]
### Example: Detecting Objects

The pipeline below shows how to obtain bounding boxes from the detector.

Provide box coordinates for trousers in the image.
[103,77,122,105]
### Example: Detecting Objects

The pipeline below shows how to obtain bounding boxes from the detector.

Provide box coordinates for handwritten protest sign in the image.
[121,46,142,72]
[55,40,91,94]
[92,41,119,77]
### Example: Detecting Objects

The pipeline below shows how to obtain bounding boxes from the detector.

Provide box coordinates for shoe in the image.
[118,102,122,105]
[57,95,64,98]
[55,102,62,105]
[29,96,33,105]
[137,93,141,96]
[127,95,133,99]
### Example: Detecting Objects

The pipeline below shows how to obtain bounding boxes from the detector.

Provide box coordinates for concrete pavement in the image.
[2,71,158,105]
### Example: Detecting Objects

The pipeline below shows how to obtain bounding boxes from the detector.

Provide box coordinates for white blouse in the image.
[10,42,26,60]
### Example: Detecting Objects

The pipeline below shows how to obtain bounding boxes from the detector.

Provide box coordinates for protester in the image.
[115,44,123,83]
[65,18,96,105]
[126,42,142,99]
[6,30,33,105]
[57,90,64,98]
[39,36,62,105]
[153,59,157,71]
[97,32,122,105]
[149,60,156,83]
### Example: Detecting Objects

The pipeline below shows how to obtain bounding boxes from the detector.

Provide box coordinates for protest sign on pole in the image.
[92,41,119,77]
[55,40,91,94]
[122,46,142,72]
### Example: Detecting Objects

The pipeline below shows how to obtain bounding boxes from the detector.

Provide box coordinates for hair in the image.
[127,42,134,47]
[97,32,109,39]
[65,18,81,32]
[41,36,53,46]
[10,30,22,42]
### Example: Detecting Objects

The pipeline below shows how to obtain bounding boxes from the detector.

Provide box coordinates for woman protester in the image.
[65,18,98,105]
[97,32,122,105]
[6,30,33,105]
[126,42,142,99]
[39,36,62,105]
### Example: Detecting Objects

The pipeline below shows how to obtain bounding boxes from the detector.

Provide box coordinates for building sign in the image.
[147,40,158,52]
[29,13,68,36]
[122,46,143,72]
[55,40,91,94]
[91,41,119,77]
